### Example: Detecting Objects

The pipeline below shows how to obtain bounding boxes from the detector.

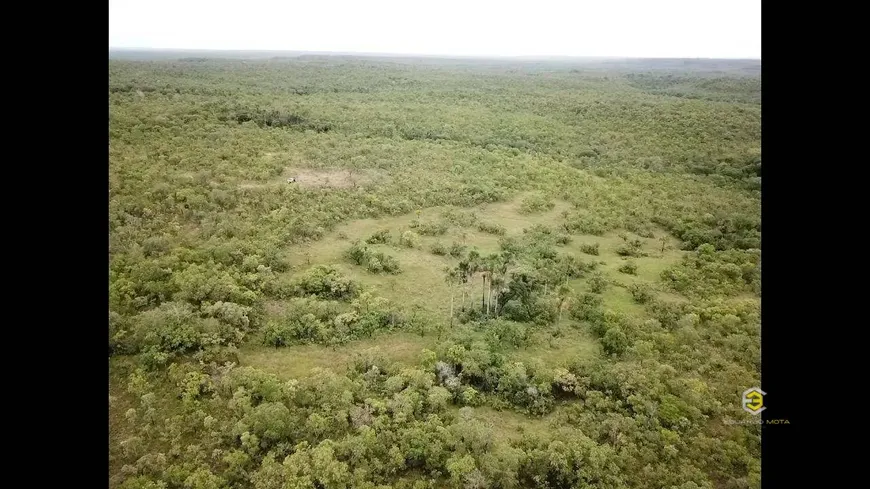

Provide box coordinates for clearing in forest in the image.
[281,194,686,319]
[244,193,690,379]
[240,332,436,379]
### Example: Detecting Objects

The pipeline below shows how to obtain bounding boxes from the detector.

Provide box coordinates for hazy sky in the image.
[109,0,761,59]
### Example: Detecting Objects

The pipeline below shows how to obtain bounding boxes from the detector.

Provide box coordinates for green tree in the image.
[444,266,460,327]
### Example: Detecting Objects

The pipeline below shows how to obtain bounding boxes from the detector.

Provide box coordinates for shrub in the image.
[364,255,400,274]
[616,239,646,257]
[410,219,449,236]
[366,229,391,244]
[618,261,638,275]
[519,193,555,214]
[580,243,600,256]
[430,242,448,256]
[441,208,478,227]
[262,320,293,348]
[344,241,401,274]
[345,241,369,266]
[399,230,420,248]
[126,302,245,367]
[477,222,507,236]
[588,272,608,294]
[291,265,359,300]
[555,233,572,245]
[449,242,467,258]
[602,327,630,356]
[563,212,609,235]
[628,283,654,303]
[485,320,531,349]
[570,293,604,323]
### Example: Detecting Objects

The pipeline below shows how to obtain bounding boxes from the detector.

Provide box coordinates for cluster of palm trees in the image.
[444,248,581,326]
[443,250,515,326]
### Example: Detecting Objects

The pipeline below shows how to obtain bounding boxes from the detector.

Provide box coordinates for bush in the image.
[519,193,555,214]
[125,302,245,367]
[344,241,401,274]
[366,229,391,244]
[616,239,646,257]
[485,320,531,349]
[410,219,449,236]
[345,241,369,266]
[364,255,401,274]
[602,327,629,356]
[477,222,507,236]
[618,261,638,275]
[291,265,359,300]
[588,272,608,294]
[565,214,608,235]
[570,293,604,325]
[449,242,467,258]
[399,230,420,248]
[628,283,654,303]
[430,242,448,256]
[441,208,478,227]
[580,243,600,256]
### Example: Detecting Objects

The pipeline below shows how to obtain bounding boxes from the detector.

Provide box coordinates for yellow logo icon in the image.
[742,387,766,415]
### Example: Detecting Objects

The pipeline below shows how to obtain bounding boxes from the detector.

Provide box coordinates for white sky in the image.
[109,0,761,59]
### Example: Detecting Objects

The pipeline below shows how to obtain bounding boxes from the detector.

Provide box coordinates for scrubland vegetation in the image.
[109,53,761,489]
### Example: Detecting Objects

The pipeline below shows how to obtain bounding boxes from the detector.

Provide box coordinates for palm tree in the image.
[483,253,503,316]
[444,266,460,328]
[487,251,512,317]
[457,260,472,312]
[481,265,491,315]
[466,250,482,311]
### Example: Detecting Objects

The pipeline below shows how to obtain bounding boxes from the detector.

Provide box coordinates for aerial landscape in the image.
[109,0,765,484]
[108,49,761,488]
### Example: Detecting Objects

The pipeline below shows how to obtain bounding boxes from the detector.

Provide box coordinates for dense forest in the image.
[109,53,761,489]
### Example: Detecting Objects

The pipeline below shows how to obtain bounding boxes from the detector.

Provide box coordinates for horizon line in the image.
[108,46,761,61]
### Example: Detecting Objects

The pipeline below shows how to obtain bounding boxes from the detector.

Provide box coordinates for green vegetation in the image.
[519,193,555,214]
[580,242,600,255]
[110,54,761,489]
[618,260,638,275]
[345,241,402,274]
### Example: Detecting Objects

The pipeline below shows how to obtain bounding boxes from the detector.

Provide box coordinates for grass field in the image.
[240,331,436,379]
